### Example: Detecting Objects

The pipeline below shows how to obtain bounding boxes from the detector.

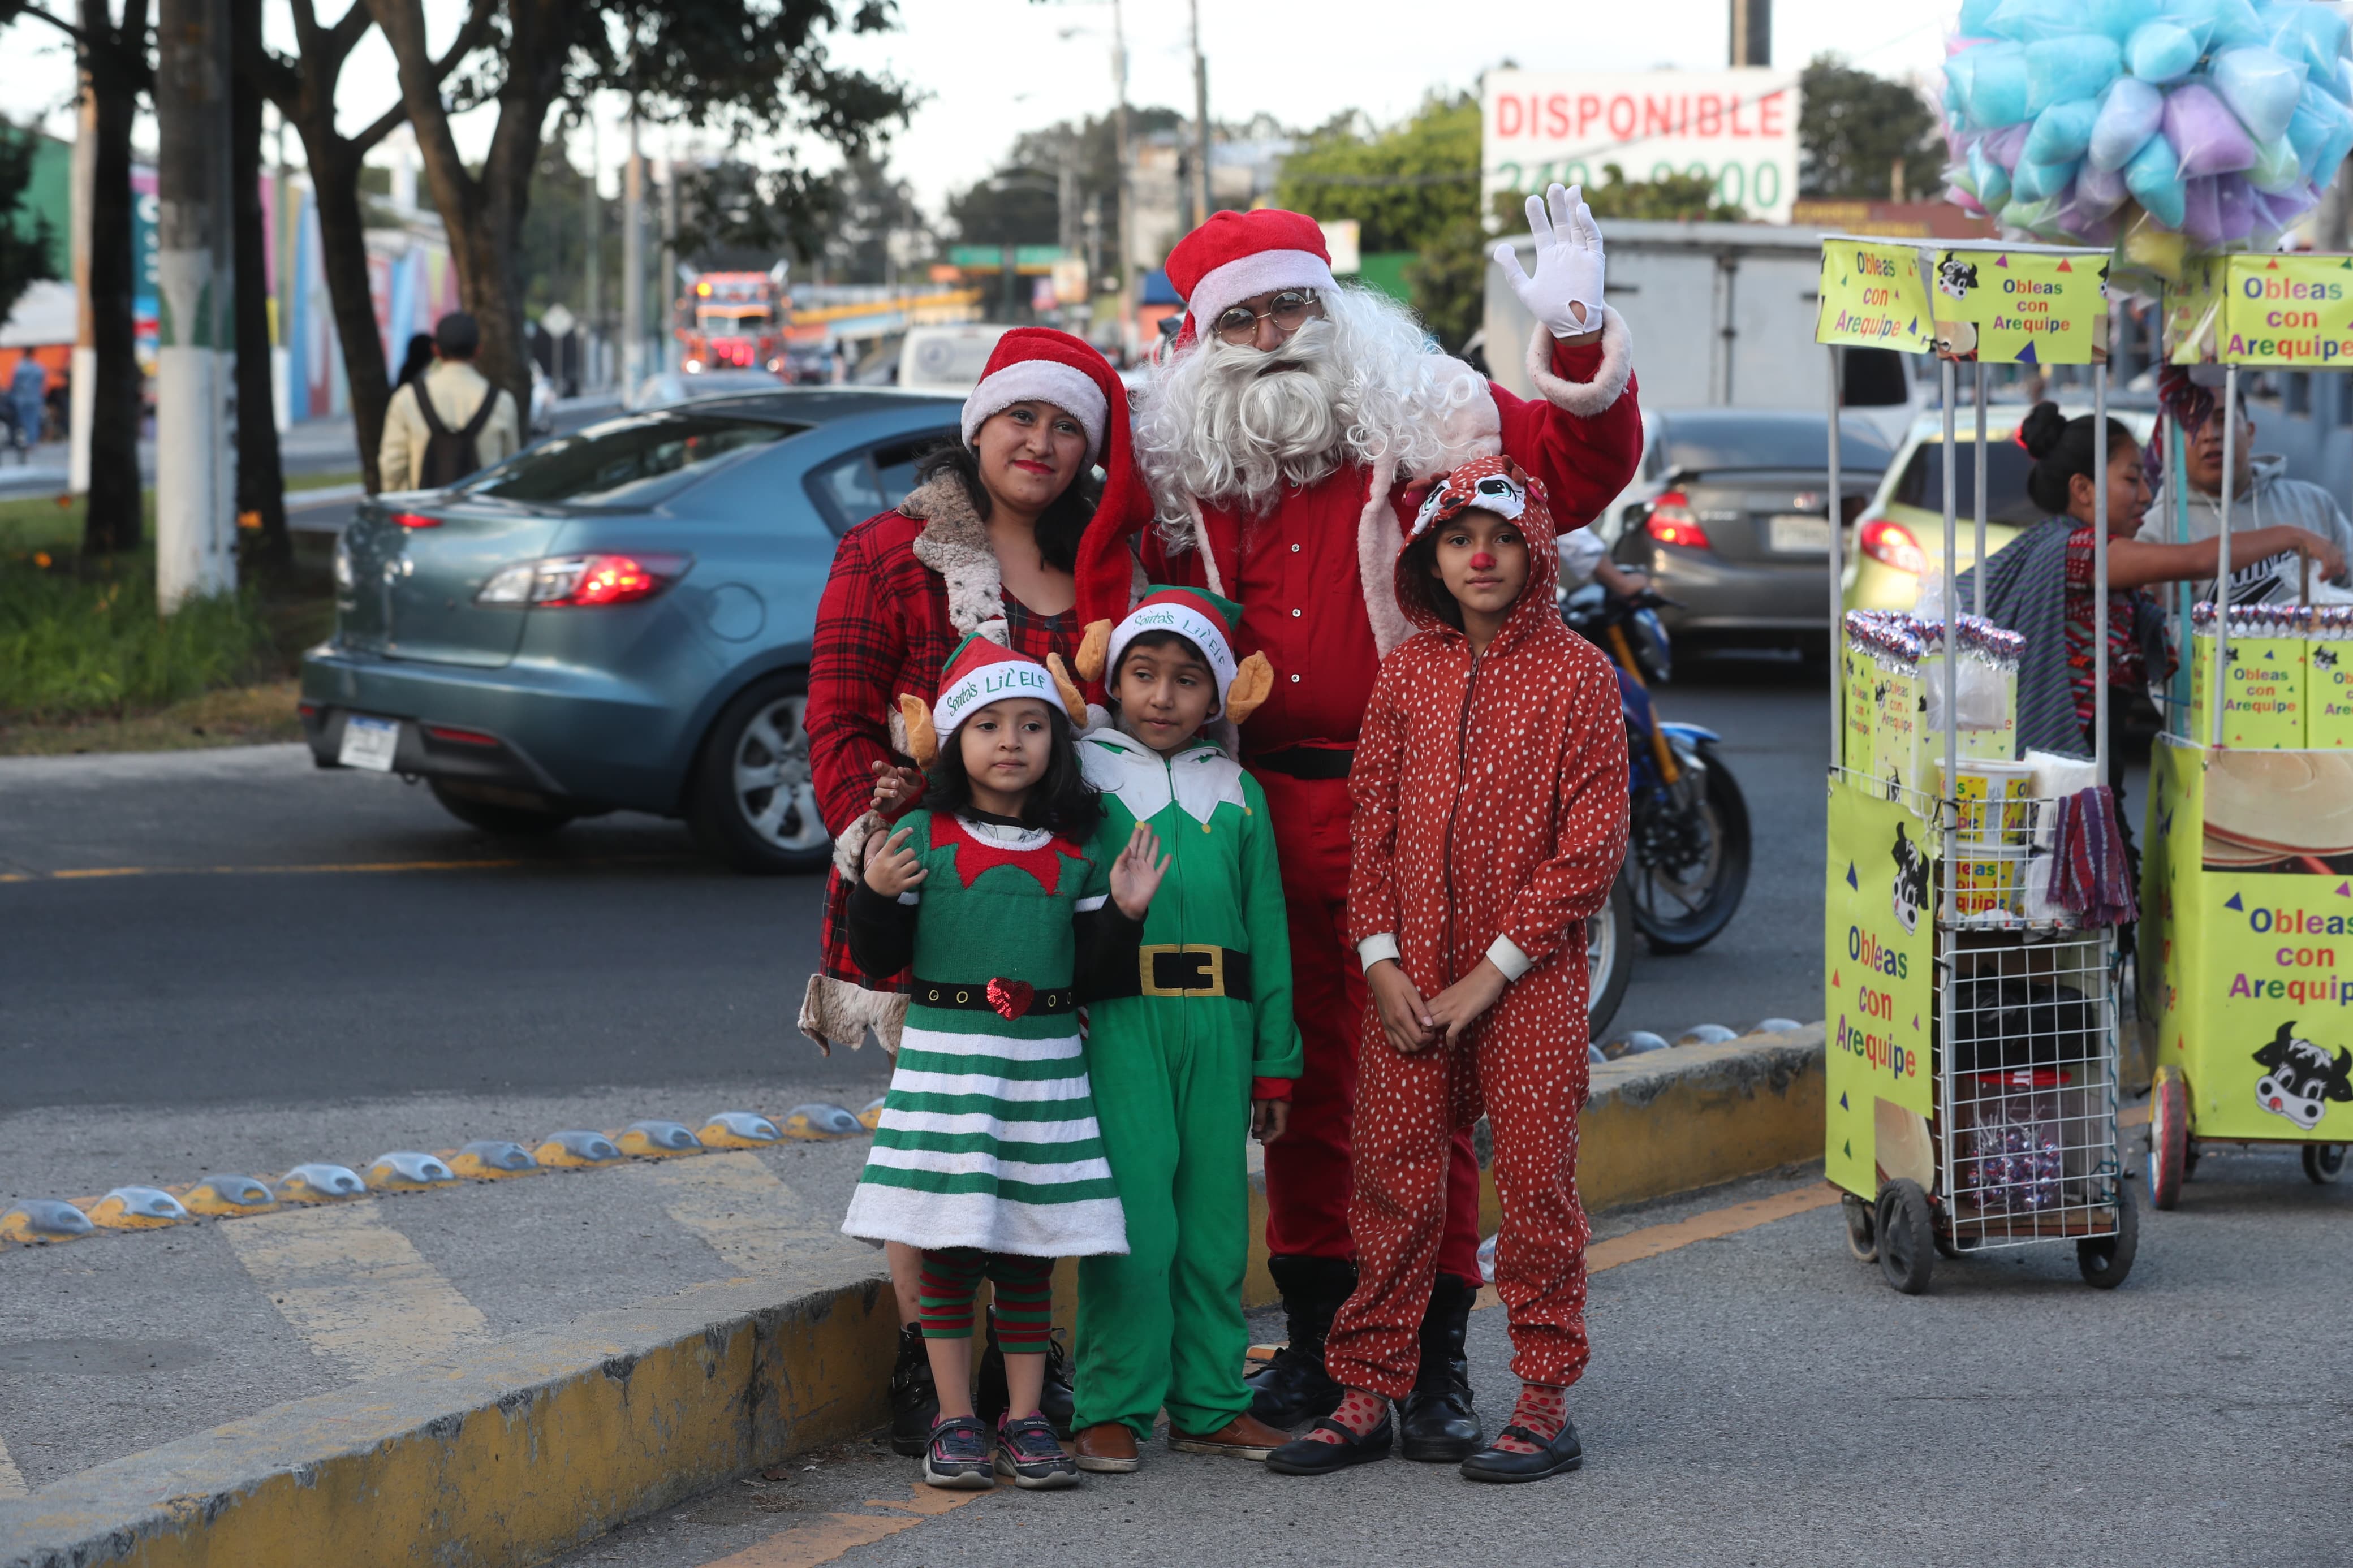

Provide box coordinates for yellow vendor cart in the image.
[1817,237,2139,1294]
[2137,255,2353,1206]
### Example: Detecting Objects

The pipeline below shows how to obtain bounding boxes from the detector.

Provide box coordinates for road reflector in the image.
[618,1120,704,1158]
[277,1163,367,1203]
[1,1200,97,1244]
[535,1130,623,1168]
[183,1174,277,1216]
[365,1151,458,1192]
[781,1103,863,1141]
[86,1186,190,1229]
[856,1097,887,1131]
[699,1111,782,1148]
[448,1139,540,1179]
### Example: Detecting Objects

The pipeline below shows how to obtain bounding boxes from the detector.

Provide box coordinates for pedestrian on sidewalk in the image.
[377,313,519,491]
[841,636,1166,1492]
[1265,457,1627,1485]
[10,355,47,456]
[1059,587,1298,1474]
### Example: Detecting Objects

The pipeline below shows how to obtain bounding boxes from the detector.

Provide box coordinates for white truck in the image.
[1482,219,1926,444]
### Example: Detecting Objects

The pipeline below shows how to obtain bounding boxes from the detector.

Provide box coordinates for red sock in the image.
[1305,1388,1387,1445]
[1491,1383,1568,1453]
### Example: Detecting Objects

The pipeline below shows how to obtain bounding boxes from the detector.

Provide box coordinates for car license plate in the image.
[338,714,402,772]
[1768,514,1831,554]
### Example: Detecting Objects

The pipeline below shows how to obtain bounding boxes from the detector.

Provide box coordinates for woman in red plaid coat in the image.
[798,328,1151,1454]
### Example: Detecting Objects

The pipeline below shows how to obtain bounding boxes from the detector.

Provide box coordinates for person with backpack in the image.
[378,312,521,491]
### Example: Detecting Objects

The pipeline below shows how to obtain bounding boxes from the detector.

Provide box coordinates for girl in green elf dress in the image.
[842,634,1167,1492]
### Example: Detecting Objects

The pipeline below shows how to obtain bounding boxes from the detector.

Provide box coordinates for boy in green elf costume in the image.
[1066,586,1303,1471]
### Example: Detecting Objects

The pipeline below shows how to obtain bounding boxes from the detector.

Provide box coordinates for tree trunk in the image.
[79,0,144,557]
[229,0,287,571]
[305,138,391,494]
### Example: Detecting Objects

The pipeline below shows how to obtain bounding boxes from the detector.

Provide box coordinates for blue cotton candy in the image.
[1987,0,2079,44]
[1957,0,2006,34]
[2289,80,2353,180]
[1970,140,2015,208]
[2321,56,2353,107]
[2011,154,2081,201]
[2276,6,2352,81]
[2174,0,2268,51]
[2249,129,2304,189]
[2088,76,2166,167]
[2026,98,2102,161]
[2026,35,2123,115]
[2213,46,2308,142]
[2126,20,2202,84]
[2083,0,2160,42]
[1955,42,2032,128]
[2126,131,2188,226]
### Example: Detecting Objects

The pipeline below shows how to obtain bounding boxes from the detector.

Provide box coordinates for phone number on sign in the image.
[1488,158,1787,210]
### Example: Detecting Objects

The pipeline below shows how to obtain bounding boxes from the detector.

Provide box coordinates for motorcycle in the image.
[1559,584,1752,1034]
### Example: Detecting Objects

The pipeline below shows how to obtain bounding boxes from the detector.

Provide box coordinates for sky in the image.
[0,0,1958,212]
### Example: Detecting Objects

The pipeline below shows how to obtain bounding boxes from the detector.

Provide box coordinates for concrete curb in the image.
[1,1026,1824,1567]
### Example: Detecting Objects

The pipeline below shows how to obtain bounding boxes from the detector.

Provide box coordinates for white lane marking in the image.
[0,1433,28,1498]
[218,1204,489,1383]
[626,1152,880,1282]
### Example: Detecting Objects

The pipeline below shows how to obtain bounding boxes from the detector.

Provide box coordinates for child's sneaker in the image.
[921,1415,996,1491]
[993,1413,1080,1489]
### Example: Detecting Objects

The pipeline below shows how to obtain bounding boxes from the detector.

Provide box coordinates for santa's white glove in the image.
[1492,182,1606,339]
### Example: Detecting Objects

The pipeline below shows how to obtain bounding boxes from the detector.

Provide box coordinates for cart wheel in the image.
[1933,1225,1963,1260]
[2078,1178,2139,1290]
[1875,1180,1934,1295]
[2183,1137,2201,1182]
[2149,1068,2189,1212]
[1841,1193,1877,1263]
[2303,1143,2346,1185]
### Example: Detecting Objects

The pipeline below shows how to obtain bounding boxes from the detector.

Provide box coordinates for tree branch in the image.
[3,3,91,47]
[432,0,496,77]
[348,96,408,156]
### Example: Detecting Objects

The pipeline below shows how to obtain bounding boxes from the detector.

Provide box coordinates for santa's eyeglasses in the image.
[1210,289,1321,345]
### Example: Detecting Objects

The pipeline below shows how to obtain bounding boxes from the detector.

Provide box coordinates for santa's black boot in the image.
[1397,1273,1483,1461]
[1247,1255,1356,1429]
[885,1324,938,1458]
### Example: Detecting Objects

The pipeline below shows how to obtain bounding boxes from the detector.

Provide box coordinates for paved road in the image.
[553,1150,2352,1568]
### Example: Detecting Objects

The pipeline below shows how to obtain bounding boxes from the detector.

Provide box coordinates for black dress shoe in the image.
[976,1317,1077,1439]
[886,1324,939,1458]
[1398,1273,1482,1462]
[1459,1419,1583,1484]
[1247,1255,1356,1428]
[1264,1411,1395,1476]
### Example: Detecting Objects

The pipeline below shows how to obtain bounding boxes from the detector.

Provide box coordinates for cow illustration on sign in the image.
[2252,1022,2353,1131]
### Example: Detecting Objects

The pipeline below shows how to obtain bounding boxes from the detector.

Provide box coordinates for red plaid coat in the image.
[801,476,1081,1049]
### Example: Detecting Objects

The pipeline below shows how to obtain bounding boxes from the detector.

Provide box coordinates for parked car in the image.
[300,388,964,872]
[1843,405,2156,612]
[898,325,1014,393]
[1605,409,1894,651]
[631,367,785,411]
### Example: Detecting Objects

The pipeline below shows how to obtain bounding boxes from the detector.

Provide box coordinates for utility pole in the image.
[1729,0,1771,66]
[622,113,644,400]
[1189,0,1211,228]
[1111,0,1134,360]
[660,140,678,373]
[586,107,602,390]
[153,0,238,610]
[68,71,95,496]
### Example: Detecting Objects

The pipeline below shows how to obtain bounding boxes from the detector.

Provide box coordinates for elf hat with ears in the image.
[897,633,1090,769]
[1097,585,1274,723]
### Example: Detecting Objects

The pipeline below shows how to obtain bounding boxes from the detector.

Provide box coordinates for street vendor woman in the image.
[1068,184,1641,1457]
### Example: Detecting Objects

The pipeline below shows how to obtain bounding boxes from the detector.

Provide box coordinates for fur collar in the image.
[902,474,1006,641]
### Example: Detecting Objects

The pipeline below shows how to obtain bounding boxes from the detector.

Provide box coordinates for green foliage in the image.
[0,119,57,328]
[0,553,280,722]
[1273,97,1481,250]
[946,106,1186,266]
[1799,53,1939,200]
[1582,163,1742,222]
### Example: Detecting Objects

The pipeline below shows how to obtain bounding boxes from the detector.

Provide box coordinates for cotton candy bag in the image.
[2088,76,2165,166]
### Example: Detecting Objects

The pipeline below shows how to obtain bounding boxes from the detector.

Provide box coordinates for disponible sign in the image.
[1481,68,1800,223]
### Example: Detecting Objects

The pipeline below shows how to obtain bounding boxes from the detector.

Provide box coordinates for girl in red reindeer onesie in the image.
[1265,456,1627,1485]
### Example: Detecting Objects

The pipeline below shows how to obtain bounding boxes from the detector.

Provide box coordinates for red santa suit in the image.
[1075,210,1642,1293]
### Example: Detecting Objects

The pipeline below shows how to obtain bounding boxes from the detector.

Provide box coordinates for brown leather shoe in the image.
[1169,1412,1291,1461]
[1073,1421,1141,1473]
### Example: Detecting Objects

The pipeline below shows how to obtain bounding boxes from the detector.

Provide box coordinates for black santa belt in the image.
[1248,745,1355,781]
[1096,944,1255,1002]
[911,979,1078,1015]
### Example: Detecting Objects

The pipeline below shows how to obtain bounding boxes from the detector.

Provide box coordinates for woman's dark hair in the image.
[396,332,435,388]
[1397,531,1464,630]
[2020,401,2138,516]
[924,702,1102,840]
[914,439,1103,576]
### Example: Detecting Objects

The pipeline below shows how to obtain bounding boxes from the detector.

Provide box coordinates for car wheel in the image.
[689,671,831,875]
[428,779,577,837]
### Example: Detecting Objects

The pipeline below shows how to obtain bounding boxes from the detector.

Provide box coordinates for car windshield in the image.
[1889,438,2044,524]
[465,414,802,507]
[1656,418,1893,475]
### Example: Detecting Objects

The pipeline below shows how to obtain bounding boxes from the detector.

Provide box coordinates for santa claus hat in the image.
[1103,585,1276,723]
[1164,208,1337,352]
[898,633,1088,768]
[960,328,1118,455]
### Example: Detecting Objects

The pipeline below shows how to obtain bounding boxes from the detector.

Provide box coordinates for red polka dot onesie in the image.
[1324,456,1630,1400]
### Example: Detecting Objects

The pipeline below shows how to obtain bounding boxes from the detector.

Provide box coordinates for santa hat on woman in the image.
[1102,585,1274,722]
[897,632,1089,768]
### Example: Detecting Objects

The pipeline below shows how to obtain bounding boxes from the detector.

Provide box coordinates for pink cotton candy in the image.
[1947,183,1992,217]
[1984,122,2032,170]
[2164,81,2261,176]
[2076,159,2131,215]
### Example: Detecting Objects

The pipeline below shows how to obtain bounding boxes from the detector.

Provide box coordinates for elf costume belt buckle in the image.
[1140,944,1225,997]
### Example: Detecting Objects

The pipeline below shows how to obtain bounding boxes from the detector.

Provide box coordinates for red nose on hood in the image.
[1394,453,1565,650]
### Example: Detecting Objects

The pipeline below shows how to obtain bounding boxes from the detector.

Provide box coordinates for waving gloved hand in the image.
[1492,182,1606,339]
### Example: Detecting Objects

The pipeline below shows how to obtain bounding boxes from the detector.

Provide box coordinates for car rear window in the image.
[1889,438,2044,524]
[805,431,960,535]
[467,414,804,506]
[1656,418,1893,474]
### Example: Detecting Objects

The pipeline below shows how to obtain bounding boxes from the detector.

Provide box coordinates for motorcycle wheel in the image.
[1629,741,1751,956]
[1587,876,1635,1038]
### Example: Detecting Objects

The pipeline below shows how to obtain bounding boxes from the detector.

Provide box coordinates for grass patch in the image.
[0,490,148,556]
[286,470,361,493]
[0,552,283,721]
[0,677,302,755]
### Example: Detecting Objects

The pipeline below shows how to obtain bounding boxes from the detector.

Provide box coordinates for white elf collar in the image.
[1079,728,1247,827]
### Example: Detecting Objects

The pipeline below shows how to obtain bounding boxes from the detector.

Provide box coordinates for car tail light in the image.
[1644,491,1710,550]
[424,724,501,746]
[1858,517,1928,575]
[390,511,442,529]
[475,552,691,607]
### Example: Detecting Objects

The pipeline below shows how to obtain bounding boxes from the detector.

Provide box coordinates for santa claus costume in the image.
[1077,188,1640,1453]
